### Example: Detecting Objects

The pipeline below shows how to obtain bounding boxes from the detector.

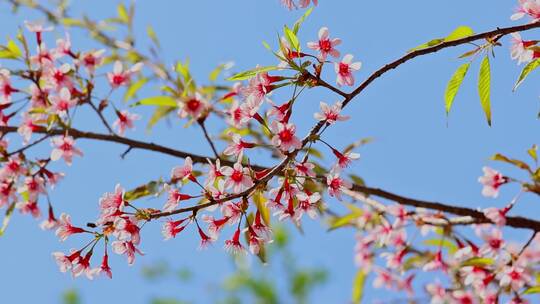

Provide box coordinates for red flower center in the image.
[319,39,332,52]
[339,63,349,75]
[186,98,201,112]
[231,170,243,182]
[279,128,293,142]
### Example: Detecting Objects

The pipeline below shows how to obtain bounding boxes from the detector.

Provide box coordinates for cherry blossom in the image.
[52,250,80,273]
[332,148,360,170]
[478,167,507,198]
[171,157,194,182]
[178,93,207,119]
[307,27,341,60]
[55,213,87,241]
[223,133,255,156]
[220,162,253,193]
[113,110,140,136]
[107,61,143,88]
[112,240,143,265]
[497,266,532,290]
[162,184,193,212]
[510,33,537,64]
[270,121,302,152]
[49,87,78,118]
[0,69,17,104]
[162,218,188,240]
[224,228,246,255]
[314,101,349,124]
[511,0,540,22]
[326,172,352,200]
[50,135,83,166]
[335,54,362,87]
[78,49,105,74]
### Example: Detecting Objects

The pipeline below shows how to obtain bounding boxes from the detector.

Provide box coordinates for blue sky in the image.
[0,0,539,303]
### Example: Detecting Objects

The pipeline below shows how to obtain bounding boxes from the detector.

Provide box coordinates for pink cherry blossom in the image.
[0,69,17,104]
[326,172,352,200]
[223,133,255,156]
[202,215,230,238]
[97,253,112,279]
[113,110,140,136]
[204,158,223,186]
[162,218,188,240]
[162,184,193,212]
[497,266,532,290]
[55,213,86,241]
[332,148,360,169]
[112,240,143,265]
[49,87,78,118]
[52,33,73,59]
[107,61,143,88]
[78,49,105,74]
[24,20,53,45]
[16,200,41,218]
[314,101,349,124]
[335,54,362,87]
[511,0,540,22]
[97,184,125,225]
[270,121,302,152]
[298,0,318,8]
[478,167,507,198]
[510,33,536,64]
[483,206,509,226]
[307,27,341,60]
[171,157,194,182]
[178,93,207,119]
[224,228,246,255]
[220,162,253,193]
[52,250,80,273]
[44,63,73,91]
[294,161,316,178]
[50,135,83,166]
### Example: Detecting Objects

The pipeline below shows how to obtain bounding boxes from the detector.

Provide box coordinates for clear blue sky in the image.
[0,0,539,303]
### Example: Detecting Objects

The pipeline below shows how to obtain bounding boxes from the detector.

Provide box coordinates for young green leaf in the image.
[528,144,538,163]
[117,3,130,23]
[445,26,474,42]
[445,62,471,115]
[293,7,314,34]
[147,106,176,130]
[513,59,540,91]
[124,78,147,102]
[408,38,444,52]
[524,286,540,295]
[478,55,492,126]
[227,66,279,81]
[352,270,366,304]
[491,153,532,172]
[131,96,177,107]
[284,25,300,52]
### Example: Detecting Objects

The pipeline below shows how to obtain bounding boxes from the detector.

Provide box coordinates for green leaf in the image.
[349,174,365,186]
[408,38,444,52]
[491,153,532,172]
[209,63,227,82]
[528,144,538,162]
[293,7,313,34]
[147,106,176,130]
[131,96,177,107]
[352,270,366,304]
[514,59,540,91]
[445,26,474,42]
[147,25,160,48]
[117,3,130,23]
[284,25,300,52]
[524,286,540,295]
[0,202,15,237]
[124,179,164,201]
[227,66,279,81]
[461,257,494,267]
[445,62,471,115]
[61,18,84,27]
[423,238,458,253]
[478,55,492,126]
[0,39,22,59]
[253,190,271,226]
[124,78,147,102]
